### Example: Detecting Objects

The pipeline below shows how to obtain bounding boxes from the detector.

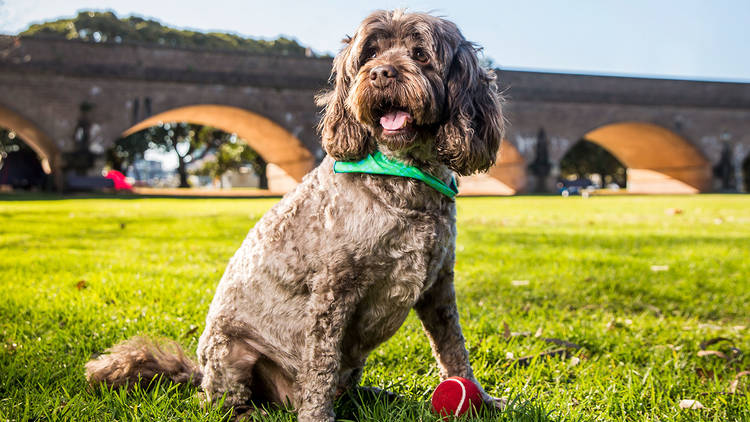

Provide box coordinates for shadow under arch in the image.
[0,104,59,176]
[458,140,527,195]
[742,152,750,193]
[582,122,711,193]
[122,105,315,182]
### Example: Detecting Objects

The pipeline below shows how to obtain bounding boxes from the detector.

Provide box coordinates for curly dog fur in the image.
[86,9,504,421]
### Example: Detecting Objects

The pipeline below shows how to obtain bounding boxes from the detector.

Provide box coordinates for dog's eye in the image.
[413,48,429,64]
[364,48,377,61]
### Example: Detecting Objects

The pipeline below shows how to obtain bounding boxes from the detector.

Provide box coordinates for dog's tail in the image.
[85,336,203,389]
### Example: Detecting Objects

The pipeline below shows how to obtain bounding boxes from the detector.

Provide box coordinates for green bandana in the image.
[334,151,458,199]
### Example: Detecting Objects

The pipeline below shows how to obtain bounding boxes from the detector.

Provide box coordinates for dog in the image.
[85,9,504,422]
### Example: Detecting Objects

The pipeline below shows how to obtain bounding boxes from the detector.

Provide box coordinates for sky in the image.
[1,0,749,82]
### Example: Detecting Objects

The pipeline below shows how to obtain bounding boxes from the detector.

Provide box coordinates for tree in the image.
[106,131,150,177]
[559,139,627,187]
[193,137,267,188]
[20,11,309,56]
[0,128,37,168]
[0,128,46,189]
[134,123,214,187]
[528,128,552,192]
[0,128,19,158]
[712,142,735,191]
[112,124,267,189]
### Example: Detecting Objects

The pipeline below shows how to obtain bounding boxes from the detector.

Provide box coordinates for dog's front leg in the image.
[297,277,362,422]
[415,261,504,410]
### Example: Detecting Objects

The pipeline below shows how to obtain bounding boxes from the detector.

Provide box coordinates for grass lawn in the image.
[1,194,748,421]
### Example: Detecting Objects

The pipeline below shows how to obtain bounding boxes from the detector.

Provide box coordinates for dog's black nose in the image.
[370,65,398,87]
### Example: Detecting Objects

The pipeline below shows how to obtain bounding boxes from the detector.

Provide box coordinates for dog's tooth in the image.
[399,113,413,129]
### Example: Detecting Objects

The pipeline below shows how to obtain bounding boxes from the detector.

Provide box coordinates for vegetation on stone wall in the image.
[20,11,309,56]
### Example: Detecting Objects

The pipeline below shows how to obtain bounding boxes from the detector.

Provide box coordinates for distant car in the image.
[558,178,596,197]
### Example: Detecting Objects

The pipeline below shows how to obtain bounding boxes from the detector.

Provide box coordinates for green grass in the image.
[1,194,748,421]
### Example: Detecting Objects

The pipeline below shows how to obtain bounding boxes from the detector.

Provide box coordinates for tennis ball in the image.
[430,376,483,417]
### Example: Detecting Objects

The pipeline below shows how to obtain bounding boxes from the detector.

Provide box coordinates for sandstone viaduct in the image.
[1,36,749,193]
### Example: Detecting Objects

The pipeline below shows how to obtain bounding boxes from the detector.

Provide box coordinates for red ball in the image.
[430,376,483,417]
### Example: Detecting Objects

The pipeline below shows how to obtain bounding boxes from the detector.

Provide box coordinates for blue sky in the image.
[1,0,748,82]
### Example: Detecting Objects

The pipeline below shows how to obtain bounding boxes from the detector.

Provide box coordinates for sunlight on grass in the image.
[1,195,748,421]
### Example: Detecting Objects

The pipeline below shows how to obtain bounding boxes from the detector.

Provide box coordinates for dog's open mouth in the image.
[376,105,414,136]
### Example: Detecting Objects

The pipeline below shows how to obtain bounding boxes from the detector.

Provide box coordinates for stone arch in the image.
[122,105,315,182]
[580,122,711,193]
[458,140,526,195]
[0,104,59,175]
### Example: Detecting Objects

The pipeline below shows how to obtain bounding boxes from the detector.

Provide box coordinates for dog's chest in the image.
[345,211,452,353]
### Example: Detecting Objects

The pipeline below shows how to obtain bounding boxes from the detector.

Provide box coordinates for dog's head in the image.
[317,10,504,176]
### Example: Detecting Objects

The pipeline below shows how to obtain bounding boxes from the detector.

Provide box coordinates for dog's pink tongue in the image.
[380,111,411,130]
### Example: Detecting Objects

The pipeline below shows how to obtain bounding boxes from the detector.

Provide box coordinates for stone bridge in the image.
[1,35,749,193]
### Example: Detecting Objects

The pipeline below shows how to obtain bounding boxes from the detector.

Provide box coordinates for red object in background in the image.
[105,170,133,191]
[431,376,483,417]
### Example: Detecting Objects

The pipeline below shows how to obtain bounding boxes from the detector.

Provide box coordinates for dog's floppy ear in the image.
[436,41,504,176]
[316,38,372,161]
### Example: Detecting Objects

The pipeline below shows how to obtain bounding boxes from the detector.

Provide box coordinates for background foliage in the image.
[109,124,266,188]
[559,140,627,187]
[20,11,309,56]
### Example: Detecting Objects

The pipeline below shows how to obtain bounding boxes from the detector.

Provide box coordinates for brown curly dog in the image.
[86,9,505,422]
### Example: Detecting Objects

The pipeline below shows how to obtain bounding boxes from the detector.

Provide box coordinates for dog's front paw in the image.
[233,405,268,422]
[297,407,335,422]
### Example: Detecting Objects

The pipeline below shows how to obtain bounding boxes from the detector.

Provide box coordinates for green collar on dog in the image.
[334,151,458,199]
